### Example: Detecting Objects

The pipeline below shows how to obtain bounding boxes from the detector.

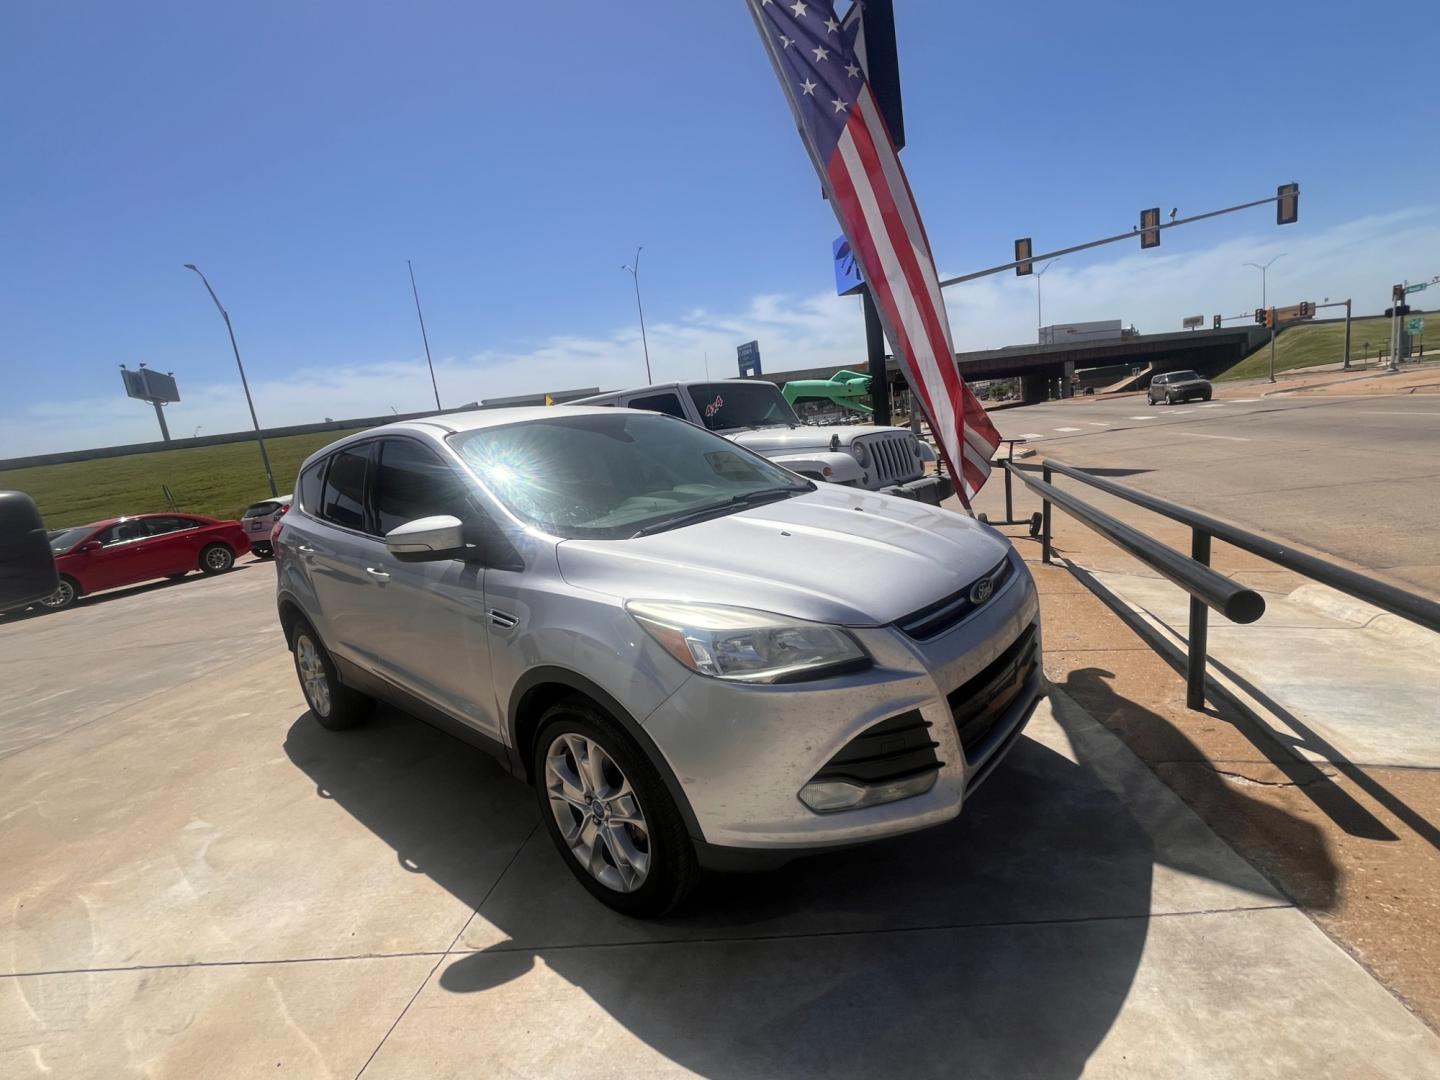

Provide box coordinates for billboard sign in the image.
[833,235,865,296]
[1182,315,1204,330]
[736,340,762,378]
[121,367,181,403]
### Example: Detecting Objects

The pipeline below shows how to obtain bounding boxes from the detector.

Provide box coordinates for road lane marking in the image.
[1229,398,1259,402]
[1196,403,1226,408]
[1177,432,1250,441]
[1347,411,1440,417]
[1087,422,1110,427]
[1017,433,1045,439]
[1169,409,1195,415]
[1128,416,1158,420]
[1054,426,1082,432]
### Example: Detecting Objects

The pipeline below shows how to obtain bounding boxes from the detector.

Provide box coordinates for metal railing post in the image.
[1003,447,1015,522]
[1041,463,1053,564]
[1187,529,1211,710]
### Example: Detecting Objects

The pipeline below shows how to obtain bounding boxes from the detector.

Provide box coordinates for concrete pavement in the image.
[4,558,1440,1076]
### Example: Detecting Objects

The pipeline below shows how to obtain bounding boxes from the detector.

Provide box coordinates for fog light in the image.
[798,770,938,813]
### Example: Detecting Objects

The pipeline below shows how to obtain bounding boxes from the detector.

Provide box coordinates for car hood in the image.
[555,485,1011,626]
[726,424,881,454]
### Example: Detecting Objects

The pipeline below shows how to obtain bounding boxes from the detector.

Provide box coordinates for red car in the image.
[39,513,251,611]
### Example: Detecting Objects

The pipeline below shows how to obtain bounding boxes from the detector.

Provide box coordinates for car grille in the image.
[861,431,922,485]
[947,625,1039,764]
[895,555,1015,641]
[808,709,941,787]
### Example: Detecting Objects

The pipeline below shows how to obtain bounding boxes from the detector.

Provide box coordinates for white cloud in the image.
[3,207,1434,459]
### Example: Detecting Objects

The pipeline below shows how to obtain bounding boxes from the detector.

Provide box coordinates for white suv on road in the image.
[274,406,1042,915]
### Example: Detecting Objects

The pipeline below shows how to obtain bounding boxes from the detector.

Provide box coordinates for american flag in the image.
[747,0,1001,503]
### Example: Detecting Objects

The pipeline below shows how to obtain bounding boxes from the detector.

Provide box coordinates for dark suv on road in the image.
[1147,370,1212,405]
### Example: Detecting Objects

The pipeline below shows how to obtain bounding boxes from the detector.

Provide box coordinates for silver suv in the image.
[275,407,1042,916]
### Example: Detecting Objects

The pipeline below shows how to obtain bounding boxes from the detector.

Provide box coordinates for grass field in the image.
[1217,314,1417,381]
[0,427,370,527]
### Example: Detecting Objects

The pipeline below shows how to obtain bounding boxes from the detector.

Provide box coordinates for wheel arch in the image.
[508,666,704,842]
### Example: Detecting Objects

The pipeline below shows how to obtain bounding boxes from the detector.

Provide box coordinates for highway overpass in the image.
[760,325,1269,404]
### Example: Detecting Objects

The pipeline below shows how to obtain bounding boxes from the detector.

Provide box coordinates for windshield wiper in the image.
[631,488,804,538]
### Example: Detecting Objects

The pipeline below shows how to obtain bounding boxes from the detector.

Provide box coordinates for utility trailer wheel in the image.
[1028,512,1044,538]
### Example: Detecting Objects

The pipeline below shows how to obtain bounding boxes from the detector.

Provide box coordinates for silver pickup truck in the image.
[574,380,952,504]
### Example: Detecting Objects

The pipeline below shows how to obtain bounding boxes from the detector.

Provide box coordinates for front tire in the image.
[1165,391,1175,406]
[292,623,372,730]
[200,543,235,574]
[533,700,698,917]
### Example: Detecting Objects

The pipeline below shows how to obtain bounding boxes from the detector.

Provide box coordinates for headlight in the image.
[852,442,869,467]
[626,601,869,684]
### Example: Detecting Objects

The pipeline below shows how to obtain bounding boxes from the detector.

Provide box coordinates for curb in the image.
[1286,584,1440,657]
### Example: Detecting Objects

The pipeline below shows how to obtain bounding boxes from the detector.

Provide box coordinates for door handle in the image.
[365,567,390,581]
[296,544,315,556]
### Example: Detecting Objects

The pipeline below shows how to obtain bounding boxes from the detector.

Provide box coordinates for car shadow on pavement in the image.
[1,563,258,621]
[282,693,1291,1078]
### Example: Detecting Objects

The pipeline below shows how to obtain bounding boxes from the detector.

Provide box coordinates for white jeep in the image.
[573,380,952,504]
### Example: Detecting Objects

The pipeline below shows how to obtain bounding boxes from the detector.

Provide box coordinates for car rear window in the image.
[242,501,284,518]
[298,461,326,514]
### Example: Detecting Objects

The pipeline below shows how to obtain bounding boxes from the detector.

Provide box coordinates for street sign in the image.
[1404,282,1427,294]
[1182,315,1204,329]
[120,366,180,403]
[833,236,865,296]
[1408,317,1424,335]
[737,340,762,378]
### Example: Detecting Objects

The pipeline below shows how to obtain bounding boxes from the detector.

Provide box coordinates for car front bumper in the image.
[878,474,954,505]
[640,552,1042,861]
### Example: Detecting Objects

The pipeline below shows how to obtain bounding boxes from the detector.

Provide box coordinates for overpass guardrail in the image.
[999,458,1440,711]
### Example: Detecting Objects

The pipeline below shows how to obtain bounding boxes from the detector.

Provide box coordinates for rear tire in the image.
[533,699,698,918]
[200,543,235,574]
[292,623,372,730]
[37,576,80,612]
[1165,391,1175,405]
[252,544,274,560]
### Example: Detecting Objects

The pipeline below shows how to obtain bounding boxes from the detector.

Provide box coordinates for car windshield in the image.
[1170,370,1201,381]
[449,412,811,540]
[49,525,97,554]
[685,382,801,431]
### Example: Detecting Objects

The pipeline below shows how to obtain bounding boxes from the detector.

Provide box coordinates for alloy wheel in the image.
[295,634,332,717]
[544,733,651,893]
[205,546,233,571]
[38,580,75,610]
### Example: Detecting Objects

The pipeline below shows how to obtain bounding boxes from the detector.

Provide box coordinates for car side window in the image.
[319,445,372,531]
[298,460,326,514]
[372,438,471,536]
[145,517,200,536]
[100,520,149,545]
[627,392,686,419]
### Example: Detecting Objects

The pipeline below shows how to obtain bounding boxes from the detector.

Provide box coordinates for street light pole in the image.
[183,264,278,496]
[1244,254,1285,383]
[1035,258,1059,341]
[621,246,653,384]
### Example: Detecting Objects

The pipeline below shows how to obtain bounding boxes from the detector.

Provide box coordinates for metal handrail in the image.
[1006,466,1264,624]
[1003,458,1270,710]
[1042,459,1440,635]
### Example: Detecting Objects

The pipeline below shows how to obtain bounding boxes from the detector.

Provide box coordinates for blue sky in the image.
[2,0,1436,455]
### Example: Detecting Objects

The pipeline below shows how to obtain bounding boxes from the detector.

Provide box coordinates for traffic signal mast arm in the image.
[940,185,1299,289]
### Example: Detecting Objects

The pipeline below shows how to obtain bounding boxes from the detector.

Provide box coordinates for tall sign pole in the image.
[407,260,443,411]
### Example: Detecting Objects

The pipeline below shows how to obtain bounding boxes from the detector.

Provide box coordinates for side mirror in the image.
[385,515,466,561]
[79,540,103,553]
[0,491,59,610]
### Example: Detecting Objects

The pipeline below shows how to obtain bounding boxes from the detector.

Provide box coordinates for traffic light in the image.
[1384,305,1411,318]
[1276,182,1299,225]
[1298,301,1315,318]
[1140,207,1161,249]
[1254,308,1267,325]
[1393,284,1406,304]
[1213,315,1222,329]
[1265,308,1276,330]
[1014,237,1033,276]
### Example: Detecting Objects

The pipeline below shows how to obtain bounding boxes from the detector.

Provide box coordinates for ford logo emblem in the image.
[969,577,994,605]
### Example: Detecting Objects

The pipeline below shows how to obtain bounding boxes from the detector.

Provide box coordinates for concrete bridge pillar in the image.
[1021,373,1049,404]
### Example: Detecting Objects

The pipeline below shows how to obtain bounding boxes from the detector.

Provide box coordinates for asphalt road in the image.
[984,391,1440,598]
